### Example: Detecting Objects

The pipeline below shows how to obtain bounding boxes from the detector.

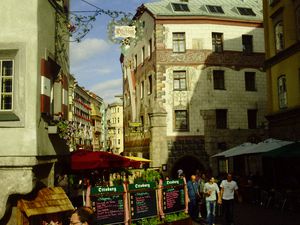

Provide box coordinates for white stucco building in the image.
[121,0,268,177]
[0,0,71,223]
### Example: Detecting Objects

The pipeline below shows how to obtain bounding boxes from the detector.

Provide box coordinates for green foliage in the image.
[164,212,189,223]
[131,212,189,225]
[143,170,161,183]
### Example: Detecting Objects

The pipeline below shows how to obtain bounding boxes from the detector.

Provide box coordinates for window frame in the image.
[242,35,253,54]
[216,109,227,129]
[245,72,256,91]
[0,59,14,111]
[172,32,186,53]
[171,3,190,12]
[278,75,287,109]
[0,45,25,126]
[206,5,224,14]
[212,32,223,53]
[173,70,187,91]
[213,70,225,90]
[247,109,257,129]
[274,21,284,52]
[174,109,189,131]
[148,75,152,95]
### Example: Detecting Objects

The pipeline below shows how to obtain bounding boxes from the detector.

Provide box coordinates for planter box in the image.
[165,217,192,225]
[48,125,58,134]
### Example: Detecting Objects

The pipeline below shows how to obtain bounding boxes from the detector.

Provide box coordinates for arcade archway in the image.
[171,155,205,180]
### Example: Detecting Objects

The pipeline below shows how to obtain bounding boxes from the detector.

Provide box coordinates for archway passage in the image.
[171,155,205,181]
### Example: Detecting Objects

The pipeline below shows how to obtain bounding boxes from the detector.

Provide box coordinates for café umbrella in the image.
[71,149,141,170]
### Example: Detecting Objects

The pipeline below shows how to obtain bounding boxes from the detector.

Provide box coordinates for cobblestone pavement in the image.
[192,202,299,225]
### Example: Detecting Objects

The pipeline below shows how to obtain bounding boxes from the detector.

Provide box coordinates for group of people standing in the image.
[186,172,239,225]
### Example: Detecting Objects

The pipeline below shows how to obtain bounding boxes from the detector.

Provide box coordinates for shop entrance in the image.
[171,155,205,181]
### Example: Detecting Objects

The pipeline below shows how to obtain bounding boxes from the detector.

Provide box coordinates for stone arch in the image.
[171,155,206,180]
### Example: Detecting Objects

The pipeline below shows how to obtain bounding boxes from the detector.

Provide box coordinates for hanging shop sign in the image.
[114,26,136,38]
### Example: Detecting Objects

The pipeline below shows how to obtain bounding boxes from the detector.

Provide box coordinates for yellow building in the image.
[264,0,300,140]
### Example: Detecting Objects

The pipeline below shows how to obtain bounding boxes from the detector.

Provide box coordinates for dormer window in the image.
[207,5,224,14]
[237,7,256,16]
[171,3,190,12]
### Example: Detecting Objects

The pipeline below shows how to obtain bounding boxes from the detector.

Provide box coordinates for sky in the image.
[70,0,155,103]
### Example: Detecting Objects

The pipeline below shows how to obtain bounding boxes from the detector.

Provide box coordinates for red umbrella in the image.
[71,150,141,170]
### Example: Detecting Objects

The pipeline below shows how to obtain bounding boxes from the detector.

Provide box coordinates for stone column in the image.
[149,111,168,168]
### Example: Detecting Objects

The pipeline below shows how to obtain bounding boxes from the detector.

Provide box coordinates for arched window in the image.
[275,21,284,51]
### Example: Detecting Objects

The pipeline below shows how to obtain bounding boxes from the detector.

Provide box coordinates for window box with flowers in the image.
[48,120,77,150]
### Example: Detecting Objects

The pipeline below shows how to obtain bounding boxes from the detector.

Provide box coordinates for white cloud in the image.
[70,38,111,64]
[90,79,123,103]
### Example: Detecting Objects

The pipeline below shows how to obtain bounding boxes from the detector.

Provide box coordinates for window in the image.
[148,75,152,95]
[173,32,186,53]
[245,72,256,91]
[237,7,256,16]
[213,70,225,90]
[134,54,138,69]
[278,75,287,109]
[141,81,144,99]
[171,3,190,12]
[242,35,253,53]
[174,110,188,131]
[248,109,257,129]
[118,139,120,145]
[173,71,186,90]
[141,46,145,63]
[216,109,227,129]
[0,60,13,110]
[148,38,152,58]
[207,5,224,14]
[275,21,284,51]
[212,32,223,53]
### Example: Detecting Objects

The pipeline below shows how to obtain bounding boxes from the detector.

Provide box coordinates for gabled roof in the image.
[18,187,74,217]
[143,0,262,21]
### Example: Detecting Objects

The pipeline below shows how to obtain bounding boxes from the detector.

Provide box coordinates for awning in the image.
[211,142,255,157]
[71,150,141,170]
[225,138,293,157]
[262,142,300,158]
[18,187,74,217]
[125,156,151,162]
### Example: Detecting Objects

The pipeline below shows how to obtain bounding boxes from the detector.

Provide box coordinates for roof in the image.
[144,0,263,21]
[18,187,74,217]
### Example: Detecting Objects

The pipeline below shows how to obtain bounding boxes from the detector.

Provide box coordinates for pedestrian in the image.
[220,173,239,225]
[69,206,95,225]
[198,172,206,218]
[187,174,200,221]
[203,176,222,225]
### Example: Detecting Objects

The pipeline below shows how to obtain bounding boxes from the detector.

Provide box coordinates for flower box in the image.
[48,125,58,134]
[164,217,192,225]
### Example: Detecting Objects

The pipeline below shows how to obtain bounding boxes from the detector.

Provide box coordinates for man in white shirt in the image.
[204,176,221,225]
[220,173,239,225]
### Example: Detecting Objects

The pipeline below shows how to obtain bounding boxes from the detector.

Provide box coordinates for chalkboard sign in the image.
[129,182,158,220]
[91,185,125,225]
[162,179,185,214]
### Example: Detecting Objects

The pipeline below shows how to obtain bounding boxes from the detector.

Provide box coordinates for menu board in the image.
[129,182,157,220]
[162,179,185,214]
[91,186,125,225]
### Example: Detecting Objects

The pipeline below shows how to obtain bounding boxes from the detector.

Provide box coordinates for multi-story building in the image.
[121,0,268,177]
[0,0,71,222]
[263,0,300,140]
[89,91,104,151]
[68,75,92,150]
[107,95,124,154]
